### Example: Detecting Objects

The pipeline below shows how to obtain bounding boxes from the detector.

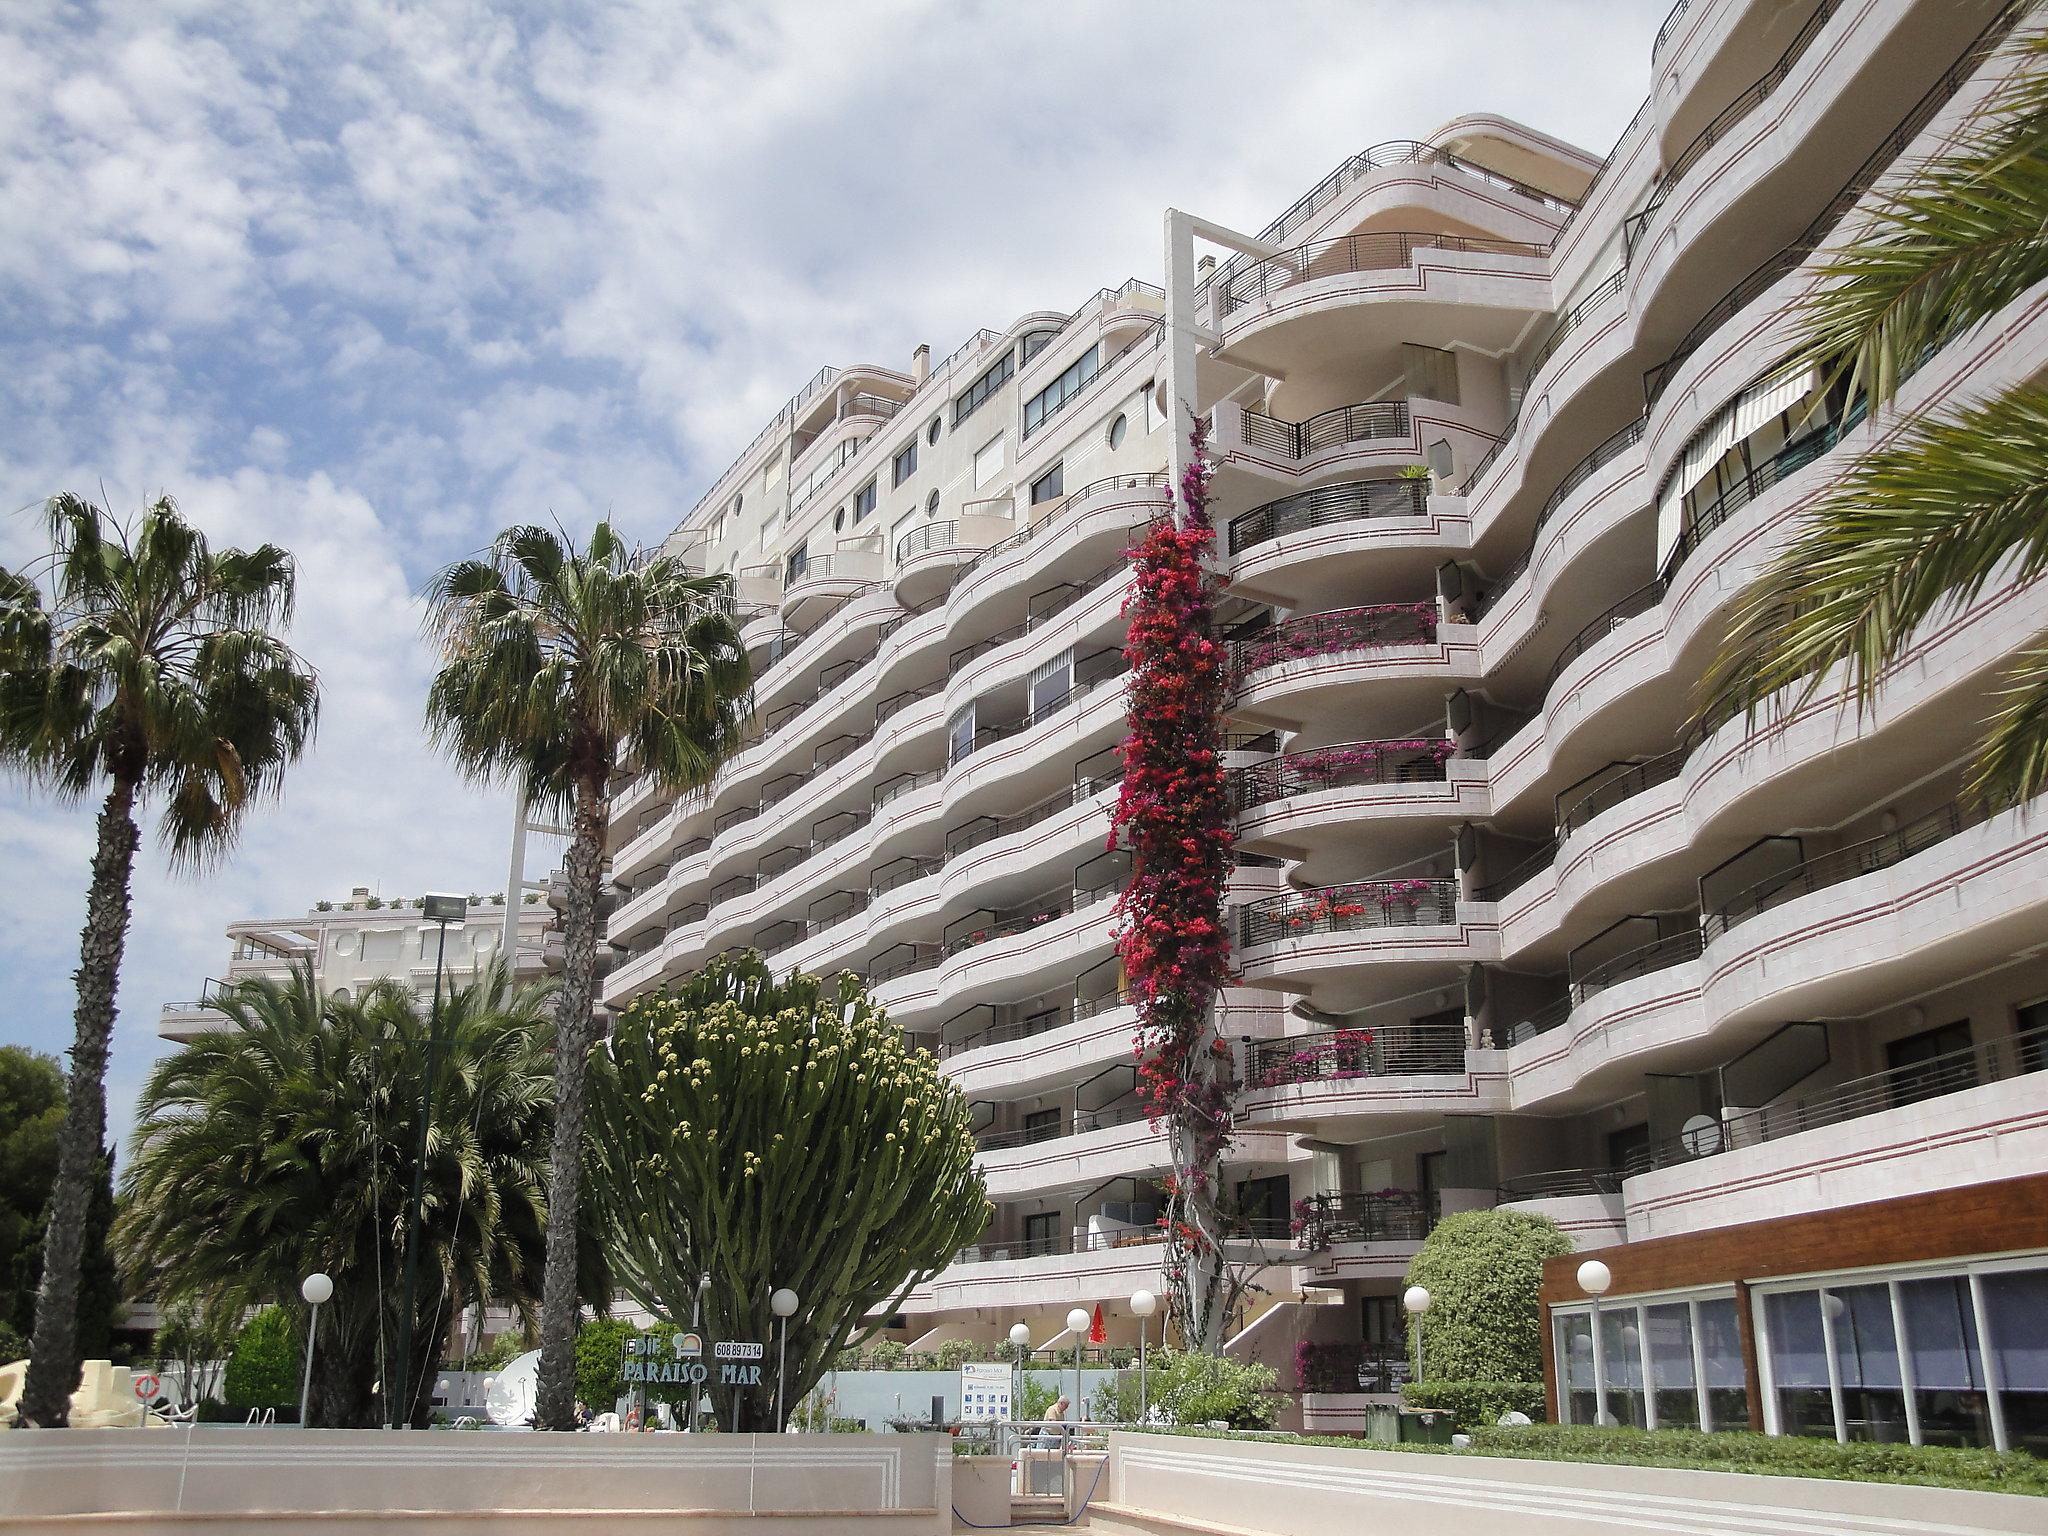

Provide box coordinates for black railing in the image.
[1246,1021,1466,1088]
[874,684,936,726]
[950,648,1126,766]
[1626,1024,2048,1178]
[1240,400,1411,461]
[1573,927,1704,1003]
[712,804,759,836]
[871,854,941,896]
[1524,267,1627,384]
[1472,838,1558,903]
[1498,1168,1625,1201]
[947,563,1119,675]
[1642,5,2023,407]
[1227,477,1428,556]
[1233,739,1455,813]
[1218,231,1548,316]
[1704,801,1983,943]
[1470,417,1646,619]
[1483,995,1572,1049]
[1558,748,1687,835]
[947,760,1121,858]
[708,874,756,907]
[1228,604,1438,681]
[873,768,939,808]
[975,1101,1150,1152]
[1240,879,1459,948]
[1545,579,1665,686]
[1661,408,1857,578]
[956,474,1170,582]
[1296,1341,1413,1394]
[866,942,940,987]
[1293,1190,1438,1250]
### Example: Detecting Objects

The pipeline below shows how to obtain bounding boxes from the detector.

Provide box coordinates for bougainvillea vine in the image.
[1108,417,1240,1351]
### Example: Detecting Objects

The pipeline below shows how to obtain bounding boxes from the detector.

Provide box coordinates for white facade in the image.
[158,887,554,1041]
[603,0,2048,1405]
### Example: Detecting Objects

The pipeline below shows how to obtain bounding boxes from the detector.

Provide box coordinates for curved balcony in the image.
[1228,604,1471,736]
[1227,476,1429,560]
[1216,230,1549,318]
[1232,739,1476,883]
[1234,878,1483,1011]
[892,499,1017,609]
[1235,1014,1495,1138]
[780,547,884,628]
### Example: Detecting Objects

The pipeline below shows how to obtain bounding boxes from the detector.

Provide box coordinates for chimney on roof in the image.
[351,886,370,900]
[1196,254,1216,276]
[912,343,931,384]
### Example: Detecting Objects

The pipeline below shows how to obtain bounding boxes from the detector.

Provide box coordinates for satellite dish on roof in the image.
[485,1350,541,1427]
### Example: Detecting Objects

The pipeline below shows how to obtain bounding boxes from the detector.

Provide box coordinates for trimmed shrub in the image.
[223,1306,301,1410]
[1153,1350,1281,1429]
[1403,1209,1570,1383]
[1402,1379,1545,1429]
[863,1339,908,1370]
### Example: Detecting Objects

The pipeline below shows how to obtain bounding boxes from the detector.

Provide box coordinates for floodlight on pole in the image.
[771,1288,799,1431]
[1403,1285,1432,1386]
[392,893,467,1428]
[1130,1290,1157,1424]
[1578,1259,1613,1426]
[1066,1308,1090,1419]
[1008,1322,1031,1424]
[299,1272,333,1428]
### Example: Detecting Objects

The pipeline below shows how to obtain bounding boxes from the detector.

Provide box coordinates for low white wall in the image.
[1099,1430,2047,1536]
[0,1428,950,1536]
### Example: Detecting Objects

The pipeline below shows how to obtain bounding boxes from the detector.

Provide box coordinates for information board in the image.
[959,1360,1013,1422]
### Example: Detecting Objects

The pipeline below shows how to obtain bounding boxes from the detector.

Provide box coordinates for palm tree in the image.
[1704,33,2048,802]
[116,964,575,1427]
[0,494,318,1426]
[423,522,751,1429]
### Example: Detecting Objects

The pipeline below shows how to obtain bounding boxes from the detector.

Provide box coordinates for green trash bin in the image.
[1397,1407,1454,1445]
[1363,1404,1401,1444]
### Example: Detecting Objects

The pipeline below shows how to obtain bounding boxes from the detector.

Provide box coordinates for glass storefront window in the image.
[1766,1290,1835,1439]
[1827,1284,1908,1443]
[1646,1303,1699,1429]
[1600,1305,1647,1428]
[1899,1274,1992,1449]
[1557,1313,1596,1426]
[1983,1270,2048,1456]
[1696,1296,1749,1431]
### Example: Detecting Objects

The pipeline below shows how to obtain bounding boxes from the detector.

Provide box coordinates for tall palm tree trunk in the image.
[20,777,139,1426]
[534,776,606,1430]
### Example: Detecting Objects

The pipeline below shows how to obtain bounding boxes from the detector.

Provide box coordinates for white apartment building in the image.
[603,0,2048,1449]
[159,887,555,1042]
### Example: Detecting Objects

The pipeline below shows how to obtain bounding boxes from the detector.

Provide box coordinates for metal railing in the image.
[1704,800,1984,943]
[1246,1021,1466,1087]
[1239,878,1459,948]
[1661,408,1856,578]
[865,942,941,987]
[1227,477,1427,556]
[1472,418,1648,618]
[1228,604,1438,681]
[1296,1341,1414,1394]
[1217,230,1548,316]
[1545,579,1665,686]
[1642,4,2023,407]
[950,648,1127,766]
[1232,738,1454,812]
[1558,747,1687,835]
[957,473,1170,581]
[1525,267,1626,383]
[1572,926,1704,1004]
[1484,995,1573,1048]
[947,753,1121,858]
[947,563,1121,675]
[1020,320,1162,439]
[1626,1023,2048,1177]
[895,521,963,562]
[1471,838,1558,903]
[975,1101,1150,1152]
[1293,1190,1438,1249]
[1498,1167,1625,1201]
[1239,399,1411,460]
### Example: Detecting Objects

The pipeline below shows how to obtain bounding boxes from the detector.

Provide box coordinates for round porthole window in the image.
[926,490,941,516]
[927,416,942,446]
[1107,413,1128,450]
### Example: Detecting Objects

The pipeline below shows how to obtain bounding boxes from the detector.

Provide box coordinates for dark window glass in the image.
[1023,345,1101,437]
[853,479,877,522]
[953,350,1015,426]
[1903,1274,1994,1448]
[1022,328,1057,362]
[1696,1296,1749,1431]
[1885,1020,1975,1108]
[1646,1303,1699,1429]
[1828,1284,1908,1443]
[784,543,808,584]
[1022,1107,1061,1144]
[2016,1001,2048,1074]
[1022,1210,1060,1253]
[893,442,917,487]
[1030,463,1064,505]
[1766,1290,1836,1438]
[1985,1270,2048,1455]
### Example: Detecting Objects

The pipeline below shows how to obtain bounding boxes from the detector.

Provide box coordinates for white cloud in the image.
[0,0,1654,1153]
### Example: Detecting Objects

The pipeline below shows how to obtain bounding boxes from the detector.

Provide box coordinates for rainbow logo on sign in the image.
[672,1331,703,1358]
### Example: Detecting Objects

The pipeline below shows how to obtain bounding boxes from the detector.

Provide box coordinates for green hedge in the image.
[1401,1379,1545,1430]
[1404,1210,1570,1384]
[223,1307,300,1410]
[1119,1425,2048,1497]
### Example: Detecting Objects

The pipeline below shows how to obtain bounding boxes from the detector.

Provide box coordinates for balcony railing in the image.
[975,1100,1150,1152]
[1573,926,1704,1003]
[1483,995,1572,1049]
[1557,747,1687,835]
[1626,1024,2048,1178]
[1239,878,1460,948]
[1232,738,1455,813]
[943,853,1130,958]
[1246,1019,1466,1088]
[1661,406,1858,578]
[1544,578,1664,686]
[1226,477,1427,557]
[947,749,1121,858]
[1470,417,1646,618]
[957,473,1170,582]
[1471,838,1558,903]
[1703,800,1985,943]
[1497,1168,1625,1202]
[947,563,1122,675]
[1293,1190,1438,1250]
[1239,400,1411,461]
[949,648,1126,766]
[1228,603,1438,682]
[866,942,941,987]
[1216,231,1548,317]
[1296,1340,1413,1394]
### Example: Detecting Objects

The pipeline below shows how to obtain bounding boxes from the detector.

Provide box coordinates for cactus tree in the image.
[585,954,989,1428]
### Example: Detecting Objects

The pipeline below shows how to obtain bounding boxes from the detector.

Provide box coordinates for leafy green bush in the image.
[223,1307,300,1409]
[1402,1379,1545,1429]
[1018,1374,1060,1421]
[1468,1424,2048,1495]
[1089,1365,1163,1423]
[464,1329,533,1373]
[0,1321,27,1363]
[863,1339,908,1370]
[573,1318,636,1410]
[1404,1209,1570,1383]
[1152,1350,1281,1429]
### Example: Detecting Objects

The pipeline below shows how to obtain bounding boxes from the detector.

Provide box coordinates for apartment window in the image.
[1106,413,1128,450]
[1403,342,1461,405]
[973,436,1005,490]
[1021,328,1057,362]
[925,489,940,516]
[1023,344,1100,437]
[760,515,779,551]
[1029,649,1072,716]
[833,508,845,532]
[953,349,1014,426]
[893,442,917,487]
[1029,462,1064,506]
[853,478,877,523]
[1023,1210,1060,1253]
[1885,1019,1975,1108]
[2016,1000,2048,1073]
[731,492,744,516]
[926,415,942,446]
[1022,1108,1061,1144]
[762,456,780,490]
[785,542,808,584]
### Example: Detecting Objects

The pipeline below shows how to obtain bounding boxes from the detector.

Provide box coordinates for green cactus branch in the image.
[584,953,990,1428]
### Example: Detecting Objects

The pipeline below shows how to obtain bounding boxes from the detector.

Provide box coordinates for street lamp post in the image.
[1129,1290,1157,1424]
[771,1288,799,1431]
[689,1272,712,1431]
[391,892,467,1429]
[1008,1322,1031,1426]
[298,1273,333,1428]
[1066,1308,1090,1424]
[1403,1285,1432,1386]
[1577,1259,1613,1426]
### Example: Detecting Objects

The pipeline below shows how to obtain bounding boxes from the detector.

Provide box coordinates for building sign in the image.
[960,1360,1012,1422]
[621,1330,710,1385]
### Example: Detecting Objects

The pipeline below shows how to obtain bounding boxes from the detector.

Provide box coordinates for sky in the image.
[0,0,1656,1155]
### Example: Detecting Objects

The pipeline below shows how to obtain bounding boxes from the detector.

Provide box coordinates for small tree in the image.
[585,954,989,1429]
[223,1307,301,1413]
[1402,1209,1571,1384]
